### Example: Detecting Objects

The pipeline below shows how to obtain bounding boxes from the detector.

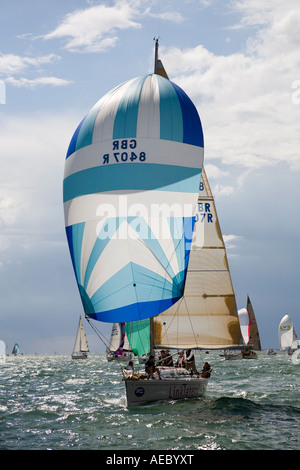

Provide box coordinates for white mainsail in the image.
[153,167,242,350]
[106,322,133,361]
[72,316,89,359]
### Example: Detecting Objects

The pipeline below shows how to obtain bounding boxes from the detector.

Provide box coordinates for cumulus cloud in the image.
[42,0,188,53]
[160,0,300,174]
[147,10,185,23]
[0,112,78,255]
[0,53,60,75]
[43,1,142,53]
[5,76,72,88]
[0,53,70,89]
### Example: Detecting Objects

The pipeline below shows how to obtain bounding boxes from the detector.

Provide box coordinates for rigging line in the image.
[84,315,110,349]
[130,235,174,309]
[136,225,188,340]
[155,297,182,348]
[136,237,174,283]
[181,294,199,346]
[127,220,190,349]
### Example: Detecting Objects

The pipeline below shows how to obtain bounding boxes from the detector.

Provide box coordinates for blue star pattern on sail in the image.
[64,74,204,323]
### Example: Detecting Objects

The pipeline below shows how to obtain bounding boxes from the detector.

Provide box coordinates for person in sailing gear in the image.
[164,349,173,367]
[176,350,185,368]
[158,350,167,365]
[126,361,134,371]
[185,349,199,374]
[145,355,162,379]
[200,362,212,378]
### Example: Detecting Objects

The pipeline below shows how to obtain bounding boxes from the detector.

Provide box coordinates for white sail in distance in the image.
[108,323,132,353]
[279,314,294,349]
[73,317,89,354]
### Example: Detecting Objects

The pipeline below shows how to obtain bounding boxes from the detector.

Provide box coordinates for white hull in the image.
[123,367,209,407]
[72,352,88,359]
[106,351,133,363]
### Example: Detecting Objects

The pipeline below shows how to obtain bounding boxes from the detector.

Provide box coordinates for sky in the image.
[0,0,299,354]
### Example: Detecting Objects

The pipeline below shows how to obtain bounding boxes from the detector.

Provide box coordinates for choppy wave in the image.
[0,351,299,450]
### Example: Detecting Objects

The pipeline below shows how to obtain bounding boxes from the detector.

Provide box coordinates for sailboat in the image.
[63,39,241,407]
[124,161,243,405]
[224,296,261,360]
[72,316,89,359]
[12,343,20,356]
[288,327,299,355]
[106,322,133,362]
[236,307,257,359]
[246,296,261,351]
[279,314,299,354]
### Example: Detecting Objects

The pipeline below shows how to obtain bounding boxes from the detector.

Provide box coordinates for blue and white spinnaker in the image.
[64,73,204,323]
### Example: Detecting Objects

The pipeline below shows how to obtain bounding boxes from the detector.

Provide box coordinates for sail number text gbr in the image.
[196,181,213,223]
[102,139,146,164]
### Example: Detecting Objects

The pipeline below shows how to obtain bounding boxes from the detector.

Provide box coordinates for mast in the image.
[153,37,169,79]
[151,37,170,356]
[154,37,159,74]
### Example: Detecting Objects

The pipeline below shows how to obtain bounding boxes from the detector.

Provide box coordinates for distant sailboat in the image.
[0,340,6,363]
[12,343,20,356]
[247,296,261,351]
[72,316,89,359]
[106,322,133,362]
[278,314,299,354]
[279,314,293,351]
[225,296,260,360]
[288,327,299,355]
[237,296,261,359]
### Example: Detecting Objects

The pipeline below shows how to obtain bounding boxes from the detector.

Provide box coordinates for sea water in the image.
[0,351,299,451]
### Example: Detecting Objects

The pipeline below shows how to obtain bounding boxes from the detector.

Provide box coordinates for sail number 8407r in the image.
[102,139,146,164]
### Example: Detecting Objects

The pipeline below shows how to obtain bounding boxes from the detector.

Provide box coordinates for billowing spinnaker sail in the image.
[126,319,150,356]
[238,308,250,345]
[153,167,242,349]
[279,314,293,349]
[64,74,204,323]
